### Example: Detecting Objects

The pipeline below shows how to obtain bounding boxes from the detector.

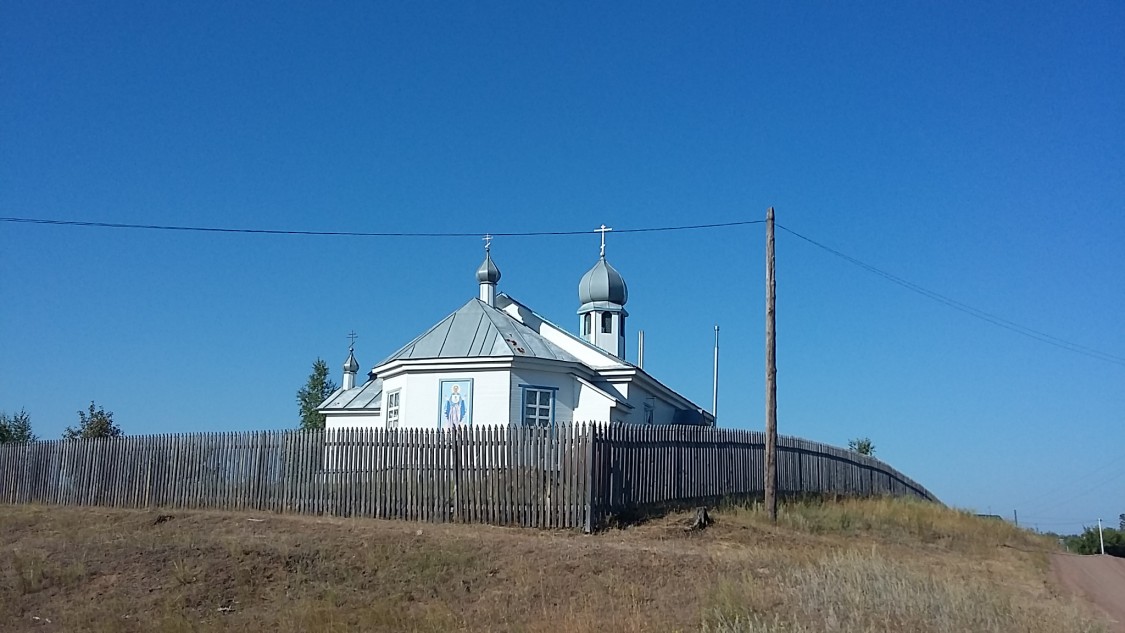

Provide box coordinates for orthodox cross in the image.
[347,330,358,351]
[482,233,493,252]
[595,224,612,257]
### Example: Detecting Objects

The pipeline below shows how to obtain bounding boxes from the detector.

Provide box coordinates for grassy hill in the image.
[0,498,1111,632]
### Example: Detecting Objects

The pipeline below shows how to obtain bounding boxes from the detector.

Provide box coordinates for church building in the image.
[318,235,714,430]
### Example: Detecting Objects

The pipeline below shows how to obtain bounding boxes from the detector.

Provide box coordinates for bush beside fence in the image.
[0,423,936,531]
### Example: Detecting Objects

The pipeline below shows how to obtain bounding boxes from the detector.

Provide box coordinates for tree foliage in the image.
[848,437,876,456]
[63,401,123,440]
[1063,525,1125,557]
[0,408,36,443]
[298,358,338,431]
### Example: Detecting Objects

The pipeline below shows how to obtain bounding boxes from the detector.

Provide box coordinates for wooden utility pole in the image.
[764,207,778,521]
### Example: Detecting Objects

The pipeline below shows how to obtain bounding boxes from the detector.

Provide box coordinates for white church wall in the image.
[573,382,615,424]
[385,369,512,429]
[325,410,382,430]
[619,382,679,425]
[508,366,579,425]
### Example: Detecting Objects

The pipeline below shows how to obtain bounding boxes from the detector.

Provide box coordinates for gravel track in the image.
[1051,553,1125,632]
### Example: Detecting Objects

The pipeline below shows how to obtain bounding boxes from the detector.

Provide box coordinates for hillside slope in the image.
[0,500,1112,633]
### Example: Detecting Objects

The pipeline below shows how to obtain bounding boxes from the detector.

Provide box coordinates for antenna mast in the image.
[712,325,719,424]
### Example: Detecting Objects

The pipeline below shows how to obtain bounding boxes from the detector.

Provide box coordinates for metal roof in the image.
[578,256,628,307]
[378,299,584,365]
[319,377,383,410]
[342,348,360,373]
[476,250,501,284]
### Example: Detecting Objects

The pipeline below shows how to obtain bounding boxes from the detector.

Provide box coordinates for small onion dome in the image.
[343,349,359,373]
[578,257,628,306]
[476,251,501,284]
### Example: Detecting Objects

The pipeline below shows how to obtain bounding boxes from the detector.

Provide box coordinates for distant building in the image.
[318,238,713,430]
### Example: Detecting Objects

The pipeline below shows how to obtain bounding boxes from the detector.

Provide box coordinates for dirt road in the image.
[1051,553,1125,632]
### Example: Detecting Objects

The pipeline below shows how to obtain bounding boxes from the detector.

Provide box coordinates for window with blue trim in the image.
[522,387,554,428]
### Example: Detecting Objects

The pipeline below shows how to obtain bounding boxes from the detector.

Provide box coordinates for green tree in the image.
[0,408,36,443]
[848,437,875,456]
[1064,526,1125,557]
[1119,513,1124,531]
[297,358,338,431]
[63,401,123,440]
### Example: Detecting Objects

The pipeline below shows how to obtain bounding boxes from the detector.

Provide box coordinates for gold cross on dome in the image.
[595,224,612,257]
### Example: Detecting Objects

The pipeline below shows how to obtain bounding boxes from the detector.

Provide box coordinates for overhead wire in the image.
[1003,455,1125,516]
[776,223,1125,368]
[4,213,1121,367]
[1018,517,1107,527]
[0,216,764,237]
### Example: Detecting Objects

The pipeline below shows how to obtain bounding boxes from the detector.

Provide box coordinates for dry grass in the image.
[0,498,1110,632]
[745,495,1046,553]
[703,549,1105,633]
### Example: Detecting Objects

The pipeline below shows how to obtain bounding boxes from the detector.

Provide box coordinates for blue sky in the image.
[1,1,1121,533]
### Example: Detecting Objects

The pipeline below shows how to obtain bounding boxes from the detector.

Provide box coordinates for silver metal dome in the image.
[578,257,628,306]
[476,251,501,284]
[343,349,360,373]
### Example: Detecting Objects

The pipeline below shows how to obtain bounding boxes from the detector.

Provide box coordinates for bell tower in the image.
[577,225,628,359]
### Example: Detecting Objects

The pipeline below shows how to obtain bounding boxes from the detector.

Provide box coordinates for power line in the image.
[1009,455,1125,515]
[1019,517,1105,526]
[0,216,764,237]
[777,224,1125,368]
[6,213,1121,367]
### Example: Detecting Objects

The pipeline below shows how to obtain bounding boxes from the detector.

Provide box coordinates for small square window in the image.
[522,387,553,428]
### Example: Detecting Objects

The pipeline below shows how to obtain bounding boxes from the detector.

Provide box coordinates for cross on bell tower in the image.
[595,224,612,258]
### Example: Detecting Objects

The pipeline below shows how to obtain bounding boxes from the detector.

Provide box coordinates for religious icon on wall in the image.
[439,379,473,430]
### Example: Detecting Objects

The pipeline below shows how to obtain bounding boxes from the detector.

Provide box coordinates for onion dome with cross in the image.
[577,225,629,359]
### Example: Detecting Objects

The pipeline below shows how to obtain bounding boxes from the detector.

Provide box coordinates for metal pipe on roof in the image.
[638,330,644,369]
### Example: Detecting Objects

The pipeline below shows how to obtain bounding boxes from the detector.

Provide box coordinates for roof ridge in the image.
[496,293,630,367]
[376,303,465,365]
[375,297,584,365]
[480,299,586,361]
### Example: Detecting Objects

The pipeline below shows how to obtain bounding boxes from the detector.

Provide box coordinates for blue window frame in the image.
[520,385,557,429]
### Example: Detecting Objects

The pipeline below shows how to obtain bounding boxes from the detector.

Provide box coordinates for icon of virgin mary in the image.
[444,384,466,429]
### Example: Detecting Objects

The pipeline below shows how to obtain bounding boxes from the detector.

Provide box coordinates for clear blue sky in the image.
[2,1,1121,533]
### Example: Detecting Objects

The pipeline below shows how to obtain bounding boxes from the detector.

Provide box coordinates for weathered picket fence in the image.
[0,424,936,530]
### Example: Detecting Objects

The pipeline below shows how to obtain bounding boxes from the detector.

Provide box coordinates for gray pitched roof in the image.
[378,299,583,365]
[319,377,383,410]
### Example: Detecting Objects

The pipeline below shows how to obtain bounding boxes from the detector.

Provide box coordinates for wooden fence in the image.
[0,424,936,531]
